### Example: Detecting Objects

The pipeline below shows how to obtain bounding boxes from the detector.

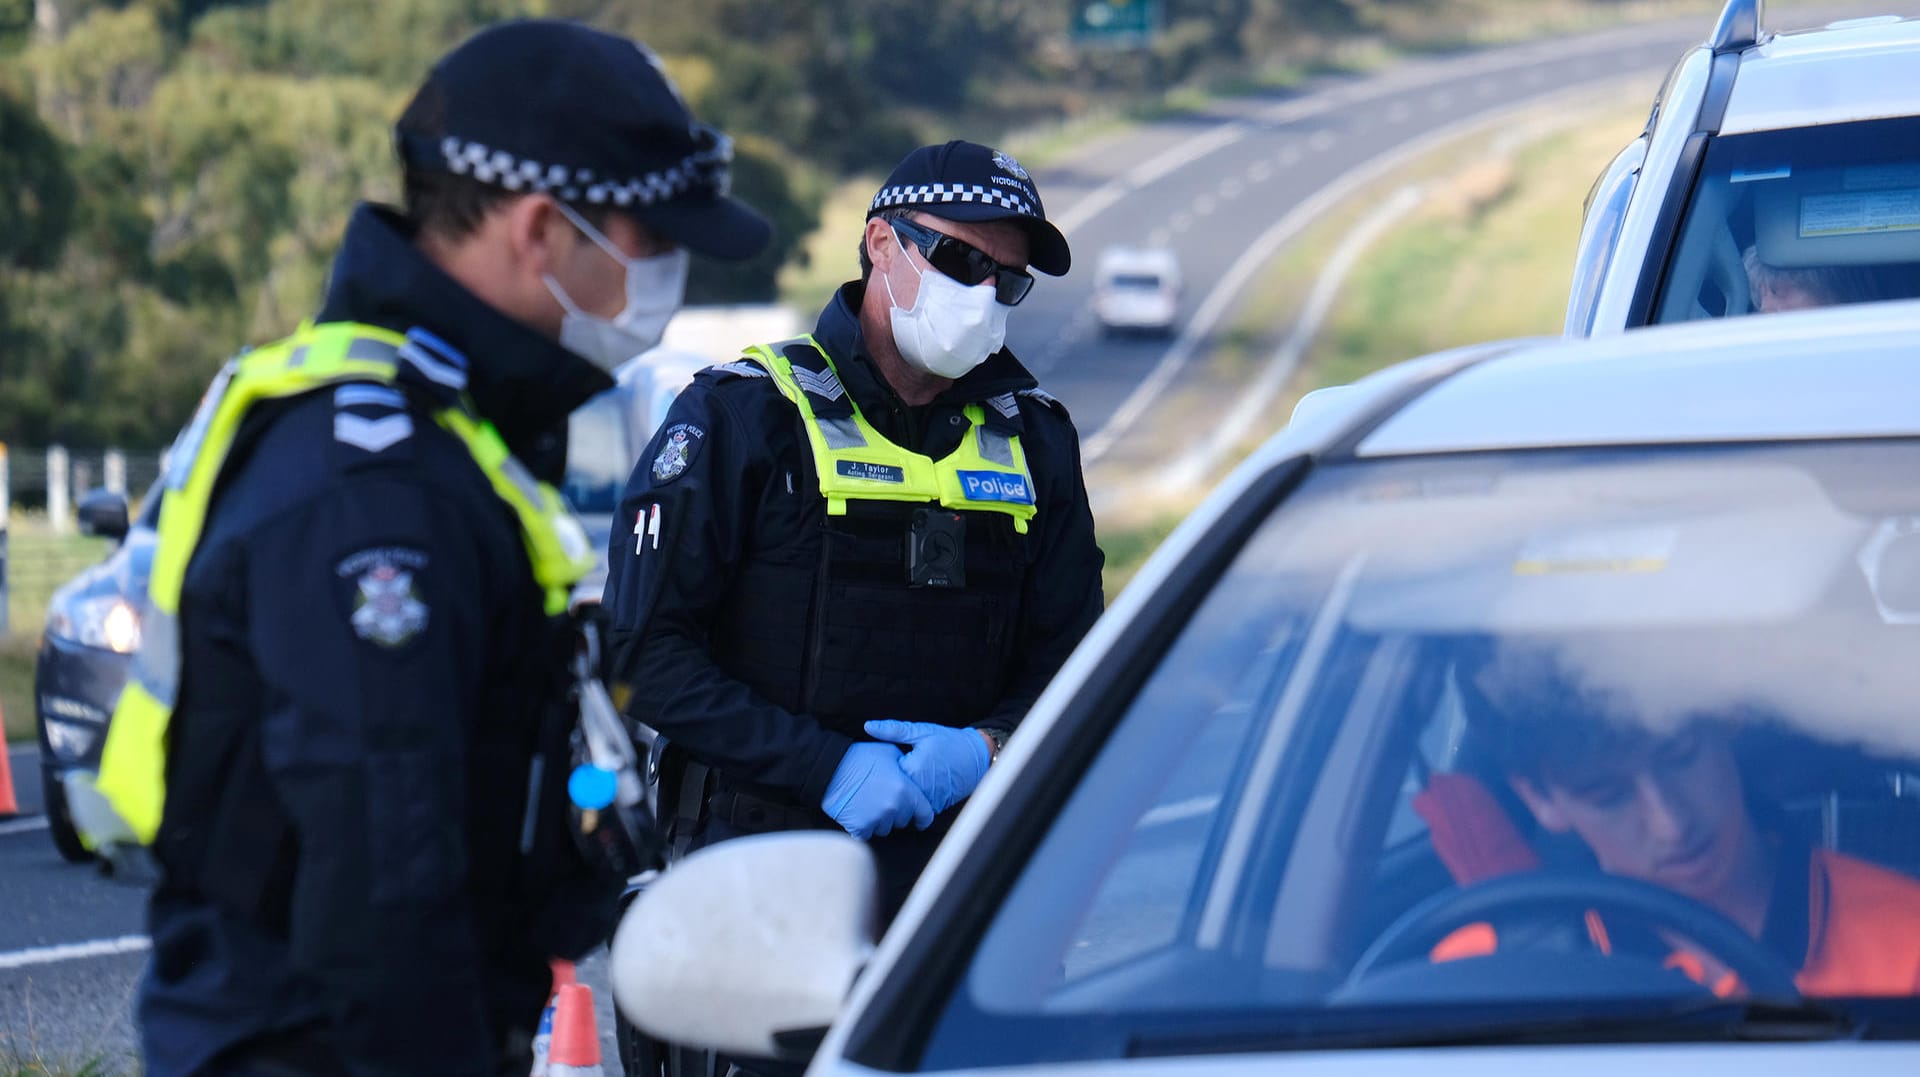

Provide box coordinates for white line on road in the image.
[1153,184,1427,492]
[1080,71,1663,468]
[0,816,50,836]
[0,934,151,971]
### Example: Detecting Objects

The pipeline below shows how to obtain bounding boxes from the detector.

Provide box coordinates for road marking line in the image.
[1047,19,1697,240]
[1081,70,1664,467]
[1154,185,1427,492]
[0,816,50,836]
[0,935,151,970]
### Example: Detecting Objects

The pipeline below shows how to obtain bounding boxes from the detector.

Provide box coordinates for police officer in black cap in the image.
[605,140,1104,919]
[114,20,768,1074]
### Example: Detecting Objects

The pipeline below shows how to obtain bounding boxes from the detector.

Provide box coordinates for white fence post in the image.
[48,443,70,534]
[105,449,127,496]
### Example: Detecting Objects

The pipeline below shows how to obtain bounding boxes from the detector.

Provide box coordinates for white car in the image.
[614,298,1920,1075]
[1093,246,1182,335]
[1566,0,1920,335]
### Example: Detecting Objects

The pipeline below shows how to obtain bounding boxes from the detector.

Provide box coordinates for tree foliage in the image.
[0,0,1437,448]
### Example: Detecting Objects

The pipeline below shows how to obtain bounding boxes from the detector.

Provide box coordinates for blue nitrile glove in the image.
[864,719,992,815]
[822,742,936,840]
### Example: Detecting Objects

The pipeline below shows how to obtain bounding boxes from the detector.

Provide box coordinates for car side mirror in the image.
[76,489,131,543]
[610,832,877,1062]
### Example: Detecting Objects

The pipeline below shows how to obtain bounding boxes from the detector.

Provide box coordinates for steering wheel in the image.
[1347,870,1801,999]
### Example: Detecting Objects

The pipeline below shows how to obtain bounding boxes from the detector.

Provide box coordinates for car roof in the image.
[1355,298,1920,458]
[1096,246,1180,271]
[1719,15,1920,134]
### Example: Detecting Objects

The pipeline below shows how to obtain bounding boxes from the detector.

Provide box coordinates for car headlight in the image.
[50,596,143,654]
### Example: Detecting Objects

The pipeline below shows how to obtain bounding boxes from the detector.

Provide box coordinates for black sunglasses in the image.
[889,217,1035,307]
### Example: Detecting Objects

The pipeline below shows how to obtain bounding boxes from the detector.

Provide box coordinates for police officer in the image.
[605,140,1105,919]
[77,21,769,1075]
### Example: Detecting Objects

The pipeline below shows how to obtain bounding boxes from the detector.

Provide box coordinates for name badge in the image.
[837,460,906,484]
[958,470,1034,505]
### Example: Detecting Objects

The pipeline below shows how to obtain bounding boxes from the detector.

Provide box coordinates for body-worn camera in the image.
[907,508,966,588]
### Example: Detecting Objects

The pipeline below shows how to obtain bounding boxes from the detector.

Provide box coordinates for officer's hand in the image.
[863,719,992,816]
[822,742,936,840]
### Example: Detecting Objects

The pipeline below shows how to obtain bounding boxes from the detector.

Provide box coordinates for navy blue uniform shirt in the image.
[604,283,1105,811]
[139,205,616,1076]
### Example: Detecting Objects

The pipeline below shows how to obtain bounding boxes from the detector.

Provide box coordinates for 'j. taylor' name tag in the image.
[837,460,906,484]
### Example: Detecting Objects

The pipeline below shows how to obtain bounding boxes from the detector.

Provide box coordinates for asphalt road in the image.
[0,9,1861,1071]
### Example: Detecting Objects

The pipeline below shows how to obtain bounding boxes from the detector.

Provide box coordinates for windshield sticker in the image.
[1729,165,1791,184]
[1799,189,1920,237]
[1513,526,1676,576]
[1843,164,1920,192]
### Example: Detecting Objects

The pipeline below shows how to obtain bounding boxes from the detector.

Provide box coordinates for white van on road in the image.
[1093,246,1182,336]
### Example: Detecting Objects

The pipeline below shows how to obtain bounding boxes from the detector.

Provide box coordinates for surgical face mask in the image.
[544,203,689,373]
[882,230,1010,380]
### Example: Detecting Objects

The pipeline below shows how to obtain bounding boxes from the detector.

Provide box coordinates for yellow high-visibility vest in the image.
[742,337,1040,533]
[81,322,595,849]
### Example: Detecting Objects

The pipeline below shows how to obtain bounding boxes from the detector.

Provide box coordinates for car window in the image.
[562,390,630,515]
[1106,273,1165,290]
[1654,116,1920,323]
[922,442,1920,1068]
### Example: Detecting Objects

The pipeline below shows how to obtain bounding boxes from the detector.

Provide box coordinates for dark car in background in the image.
[34,484,156,861]
[29,347,711,862]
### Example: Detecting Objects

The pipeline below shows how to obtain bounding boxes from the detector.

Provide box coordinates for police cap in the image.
[869,141,1071,276]
[396,19,770,260]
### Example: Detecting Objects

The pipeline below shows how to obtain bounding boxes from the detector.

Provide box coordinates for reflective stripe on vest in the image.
[89,321,595,847]
[743,338,1040,534]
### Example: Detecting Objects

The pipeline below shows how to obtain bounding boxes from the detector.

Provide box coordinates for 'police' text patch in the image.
[958,470,1034,505]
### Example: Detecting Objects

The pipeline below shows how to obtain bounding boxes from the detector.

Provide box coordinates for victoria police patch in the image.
[652,423,706,482]
[337,547,430,648]
[991,150,1030,181]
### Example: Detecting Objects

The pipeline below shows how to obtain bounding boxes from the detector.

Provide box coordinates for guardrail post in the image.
[48,443,69,534]
[105,448,126,495]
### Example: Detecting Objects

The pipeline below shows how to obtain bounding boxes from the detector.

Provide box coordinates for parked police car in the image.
[615,298,1920,1075]
[1566,0,1920,335]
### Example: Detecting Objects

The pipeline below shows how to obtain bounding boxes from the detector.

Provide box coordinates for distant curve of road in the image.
[5,10,1859,1067]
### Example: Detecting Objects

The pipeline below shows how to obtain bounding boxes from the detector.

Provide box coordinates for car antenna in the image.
[1709,0,1763,54]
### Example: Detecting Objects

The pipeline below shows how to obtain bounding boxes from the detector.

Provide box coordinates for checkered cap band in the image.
[870,183,1035,218]
[428,123,734,208]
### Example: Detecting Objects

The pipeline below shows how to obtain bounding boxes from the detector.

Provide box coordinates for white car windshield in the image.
[1656,116,1920,322]
[925,440,1920,1065]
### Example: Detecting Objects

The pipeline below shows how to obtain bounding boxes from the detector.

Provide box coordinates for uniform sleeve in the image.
[979,403,1106,734]
[241,469,498,1073]
[605,380,854,805]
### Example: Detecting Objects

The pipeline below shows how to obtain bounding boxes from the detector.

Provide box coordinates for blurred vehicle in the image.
[29,346,710,863]
[566,346,711,606]
[34,485,156,862]
[613,298,1920,1074]
[1566,0,1920,336]
[1092,246,1181,336]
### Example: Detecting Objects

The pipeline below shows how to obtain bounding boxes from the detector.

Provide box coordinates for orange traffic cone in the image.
[530,959,578,1077]
[0,700,19,818]
[548,982,605,1077]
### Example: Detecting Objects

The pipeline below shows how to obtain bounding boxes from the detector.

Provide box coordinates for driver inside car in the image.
[1428,648,1920,997]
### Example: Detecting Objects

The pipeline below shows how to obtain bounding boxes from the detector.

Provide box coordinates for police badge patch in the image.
[991,150,1030,181]
[651,423,706,483]
[337,547,430,648]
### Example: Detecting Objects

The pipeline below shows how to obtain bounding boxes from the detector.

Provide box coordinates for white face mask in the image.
[882,230,1010,380]
[544,203,689,373]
